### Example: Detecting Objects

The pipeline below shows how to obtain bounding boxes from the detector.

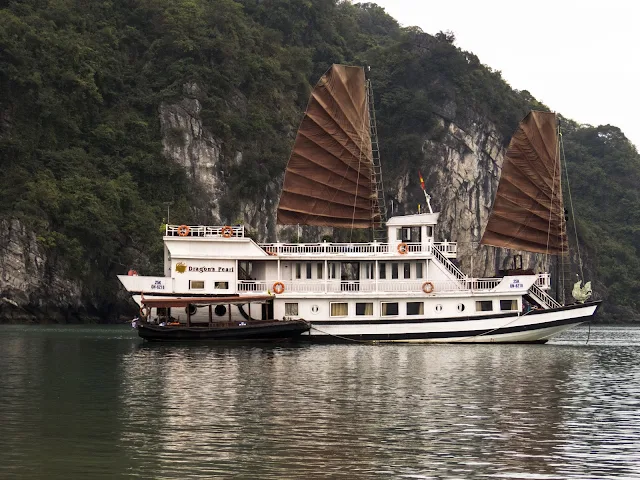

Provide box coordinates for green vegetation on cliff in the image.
[1,0,638,320]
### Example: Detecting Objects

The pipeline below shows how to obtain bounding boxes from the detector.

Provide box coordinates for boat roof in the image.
[386,213,440,226]
[141,295,273,308]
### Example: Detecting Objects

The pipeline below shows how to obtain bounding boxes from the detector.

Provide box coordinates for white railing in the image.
[165,225,245,238]
[467,278,502,290]
[259,241,457,257]
[237,278,502,295]
[432,244,466,281]
[528,283,562,309]
[237,280,268,292]
[535,273,551,290]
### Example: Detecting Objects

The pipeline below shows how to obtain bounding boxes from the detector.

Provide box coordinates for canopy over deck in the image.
[141,295,273,308]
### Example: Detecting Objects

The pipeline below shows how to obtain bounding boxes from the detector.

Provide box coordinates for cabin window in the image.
[457,303,466,312]
[435,304,443,312]
[396,228,403,241]
[330,302,348,317]
[189,280,205,289]
[285,303,299,316]
[306,263,312,279]
[391,263,399,279]
[403,263,411,279]
[214,281,229,289]
[426,226,434,237]
[476,300,493,312]
[295,263,301,279]
[411,227,421,242]
[381,302,399,316]
[407,302,424,315]
[356,302,373,316]
[379,262,386,279]
[239,261,253,277]
[500,300,518,311]
[328,263,337,279]
[317,263,323,279]
[416,262,423,279]
[364,262,374,280]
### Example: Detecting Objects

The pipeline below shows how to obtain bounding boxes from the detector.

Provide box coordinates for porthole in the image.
[311,305,319,314]
[215,305,227,317]
[457,303,465,312]
[185,304,197,316]
[435,304,443,312]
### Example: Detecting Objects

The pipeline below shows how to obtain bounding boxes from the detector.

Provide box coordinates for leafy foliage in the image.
[0,0,638,320]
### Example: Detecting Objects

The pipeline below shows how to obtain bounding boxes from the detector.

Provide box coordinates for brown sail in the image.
[277,64,381,228]
[481,111,568,255]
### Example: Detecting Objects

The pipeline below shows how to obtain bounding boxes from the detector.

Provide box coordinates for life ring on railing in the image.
[221,225,233,238]
[177,225,190,237]
[273,282,285,294]
[397,242,408,255]
[422,281,435,294]
[139,306,151,318]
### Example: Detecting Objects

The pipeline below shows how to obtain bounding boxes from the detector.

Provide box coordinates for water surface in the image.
[1,324,640,479]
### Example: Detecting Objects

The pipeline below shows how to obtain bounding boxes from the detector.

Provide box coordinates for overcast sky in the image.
[356,0,640,149]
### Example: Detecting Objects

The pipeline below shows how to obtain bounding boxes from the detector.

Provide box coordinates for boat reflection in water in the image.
[116,340,640,478]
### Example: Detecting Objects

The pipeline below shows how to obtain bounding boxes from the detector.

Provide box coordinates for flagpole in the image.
[418,170,433,214]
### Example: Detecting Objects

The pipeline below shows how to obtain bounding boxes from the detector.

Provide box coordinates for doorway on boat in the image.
[341,262,360,291]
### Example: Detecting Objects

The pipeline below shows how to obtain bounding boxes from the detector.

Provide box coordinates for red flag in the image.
[418,171,425,190]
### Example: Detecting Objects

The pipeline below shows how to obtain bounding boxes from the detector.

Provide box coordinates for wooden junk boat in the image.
[119,65,600,344]
[134,295,310,342]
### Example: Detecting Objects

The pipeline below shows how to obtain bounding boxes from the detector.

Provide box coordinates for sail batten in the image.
[481,111,568,255]
[277,64,380,228]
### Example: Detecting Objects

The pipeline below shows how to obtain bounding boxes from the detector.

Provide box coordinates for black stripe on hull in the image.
[309,301,601,326]
[305,315,592,344]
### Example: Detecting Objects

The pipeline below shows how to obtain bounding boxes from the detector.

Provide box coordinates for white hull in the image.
[302,302,599,343]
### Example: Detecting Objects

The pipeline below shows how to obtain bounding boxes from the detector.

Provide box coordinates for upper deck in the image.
[164,224,457,259]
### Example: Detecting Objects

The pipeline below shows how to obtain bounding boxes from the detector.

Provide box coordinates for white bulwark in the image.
[118,215,599,343]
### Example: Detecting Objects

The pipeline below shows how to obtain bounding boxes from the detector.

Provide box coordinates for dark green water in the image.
[1,325,640,479]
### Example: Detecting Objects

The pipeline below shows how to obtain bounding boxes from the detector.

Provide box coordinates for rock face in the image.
[0,219,83,322]
[417,117,547,278]
[158,83,224,223]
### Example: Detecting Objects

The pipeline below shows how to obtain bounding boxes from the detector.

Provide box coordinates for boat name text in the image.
[188,266,235,273]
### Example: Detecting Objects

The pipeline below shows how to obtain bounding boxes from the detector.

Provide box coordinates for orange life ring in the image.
[397,242,408,254]
[273,282,285,294]
[221,226,233,238]
[422,281,435,294]
[177,225,190,237]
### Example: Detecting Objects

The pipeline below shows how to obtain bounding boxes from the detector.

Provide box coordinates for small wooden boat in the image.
[132,294,309,342]
[135,319,310,342]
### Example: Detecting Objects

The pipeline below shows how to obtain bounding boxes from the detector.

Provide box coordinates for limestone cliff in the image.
[0,220,85,323]
[410,116,547,278]
[159,83,224,223]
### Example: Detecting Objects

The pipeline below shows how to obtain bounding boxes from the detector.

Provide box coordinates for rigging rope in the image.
[545,122,561,276]
[560,131,585,280]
